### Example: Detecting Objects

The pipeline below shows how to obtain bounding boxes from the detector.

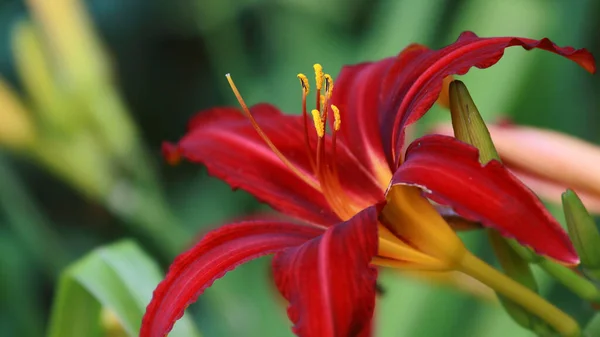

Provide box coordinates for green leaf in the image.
[47,240,201,337]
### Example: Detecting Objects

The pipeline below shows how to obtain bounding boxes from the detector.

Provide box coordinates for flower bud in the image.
[562,189,600,280]
[449,80,499,164]
[26,0,139,166]
[12,20,81,136]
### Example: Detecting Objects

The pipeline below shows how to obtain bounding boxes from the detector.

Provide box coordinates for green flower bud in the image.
[563,189,600,280]
[449,80,500,165]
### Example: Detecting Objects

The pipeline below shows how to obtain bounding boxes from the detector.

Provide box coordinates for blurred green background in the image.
[0,0,599,336]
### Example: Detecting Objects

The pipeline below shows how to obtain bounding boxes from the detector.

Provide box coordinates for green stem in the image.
[538,259,600,303]
[458,252,580,337]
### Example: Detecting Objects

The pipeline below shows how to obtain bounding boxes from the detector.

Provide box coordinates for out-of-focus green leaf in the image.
[47,240,201,337]
[585,313,600,337]
[446,0,554,120]
[0,231,45,337]
[357,0,445,60]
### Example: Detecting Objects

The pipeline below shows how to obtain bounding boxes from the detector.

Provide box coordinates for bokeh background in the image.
[1,0,599,336]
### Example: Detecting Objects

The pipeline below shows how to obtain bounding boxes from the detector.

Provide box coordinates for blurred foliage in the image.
[47,240,200,337]
[0,0,599,336]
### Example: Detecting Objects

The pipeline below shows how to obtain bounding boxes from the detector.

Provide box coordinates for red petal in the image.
[162,142,182,165]
[140,220,322,337]
[330,59,396,186]
[272,206,379,337]
[172,103,383,225]
[392,135,578,264]
[379,31,596,166]
[173,104,338,225]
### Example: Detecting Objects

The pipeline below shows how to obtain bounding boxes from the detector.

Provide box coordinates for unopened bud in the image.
[563,189,600,280]
[12,20,80,135]
[449,80,499,164]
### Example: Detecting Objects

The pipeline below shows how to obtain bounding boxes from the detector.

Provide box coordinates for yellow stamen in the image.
[297,73,309,94]
[298,72,316,170]
[324,74,334,98]
[314,64,324,91]
[311,109,324,137]
[320,94,326,111]
[331,104,341,131]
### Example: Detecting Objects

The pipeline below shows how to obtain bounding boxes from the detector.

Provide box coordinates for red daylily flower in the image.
[141,32,595,337]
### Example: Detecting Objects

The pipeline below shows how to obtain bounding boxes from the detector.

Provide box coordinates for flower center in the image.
[226,65,360,221]
[226,68,468,271]
[300,65,363,221]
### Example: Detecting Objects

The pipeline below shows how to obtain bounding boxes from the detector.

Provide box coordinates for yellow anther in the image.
[324,74,334,98]
[314,64,324,91]
[331,104,341,131]
[297,73,310,94]
[311,109,324,137]
[320,94,326,109]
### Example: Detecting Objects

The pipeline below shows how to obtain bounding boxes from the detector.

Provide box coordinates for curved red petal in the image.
[172,103,384,225]
[173,103,339,226]
[380,31,596,166]
[140,220,322,337]
[272,206,379,337]
[392,135,578,264]
[330,59,396,186]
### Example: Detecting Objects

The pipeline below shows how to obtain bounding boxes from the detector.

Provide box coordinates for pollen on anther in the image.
[297,73,310,94]
[324,74,334,98]
[331,105,341,131]
[313,64,324,91]
[311,109,325,137]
